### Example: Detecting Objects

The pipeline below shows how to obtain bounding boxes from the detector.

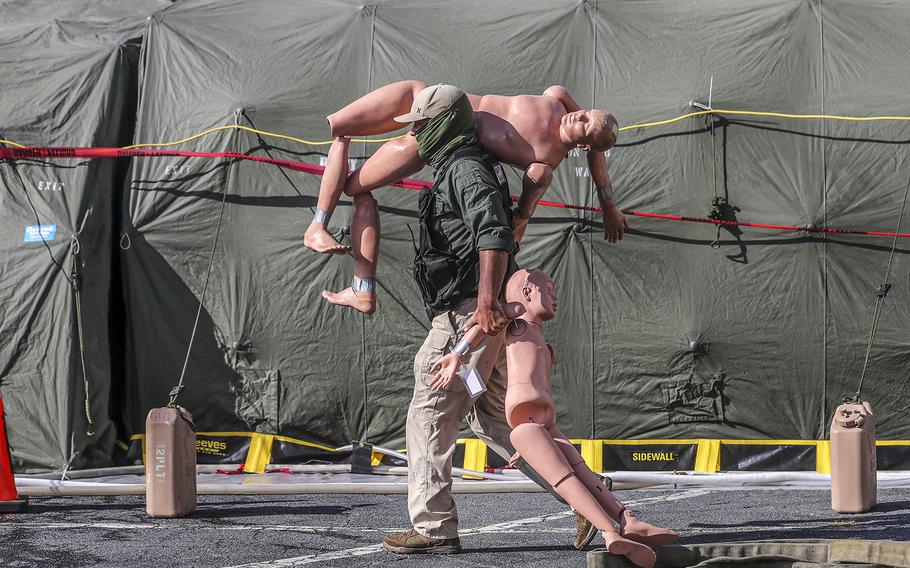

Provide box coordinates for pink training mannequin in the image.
[430,269,677,567]
[305,81,626,314]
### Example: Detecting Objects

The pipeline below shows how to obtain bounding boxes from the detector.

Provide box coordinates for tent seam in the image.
[819,0,829,439]
[360,4,377,441]
[590,0,598,439]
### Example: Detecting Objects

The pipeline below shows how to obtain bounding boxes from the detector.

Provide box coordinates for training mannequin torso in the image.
[327,82,573,171]
[426,269,677,568]
[314,81,625,315]
[466,93,571,171]
[504,319,557,429]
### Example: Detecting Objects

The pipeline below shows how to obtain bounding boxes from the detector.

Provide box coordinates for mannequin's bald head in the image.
[506,269,557,322]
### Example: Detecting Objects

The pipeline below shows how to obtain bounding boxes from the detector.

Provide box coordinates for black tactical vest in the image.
[412,143,513,320]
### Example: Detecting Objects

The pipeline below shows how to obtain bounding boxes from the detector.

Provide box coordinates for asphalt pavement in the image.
[2,488,909,568]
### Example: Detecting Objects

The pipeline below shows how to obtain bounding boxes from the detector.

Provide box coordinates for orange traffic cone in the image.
[0,393,27,513]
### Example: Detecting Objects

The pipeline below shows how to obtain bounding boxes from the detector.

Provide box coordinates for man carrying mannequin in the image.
[382,84,583,554]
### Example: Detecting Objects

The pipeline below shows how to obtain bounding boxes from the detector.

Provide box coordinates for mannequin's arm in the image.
[589,151,627,243]
[430,302,525,391]
[543,85,626,243]
[542,85,581,112]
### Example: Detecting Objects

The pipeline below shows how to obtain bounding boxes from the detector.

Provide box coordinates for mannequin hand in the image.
[465,301,508,336]
[430,353,462,391]
[602,205,628,243]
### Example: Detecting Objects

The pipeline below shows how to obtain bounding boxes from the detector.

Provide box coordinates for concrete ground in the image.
[1,488,909,568]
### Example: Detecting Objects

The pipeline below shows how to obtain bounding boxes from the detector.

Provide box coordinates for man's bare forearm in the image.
[516,163,554,220]
[516,182,546,220]
[477,250,509,307]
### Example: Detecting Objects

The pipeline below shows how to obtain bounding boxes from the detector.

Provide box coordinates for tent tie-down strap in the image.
[70,243,94,436]
[3,145,910,239]
[850,172,910,403]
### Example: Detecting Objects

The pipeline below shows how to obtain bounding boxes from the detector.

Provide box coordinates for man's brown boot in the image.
[573,474,613,549]
[383,528,462,555]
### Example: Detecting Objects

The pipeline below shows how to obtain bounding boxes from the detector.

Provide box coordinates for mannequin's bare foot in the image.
[304,222,350,254]
[620,509,678,546]
[602,531,657,568]
[321,287,376,314]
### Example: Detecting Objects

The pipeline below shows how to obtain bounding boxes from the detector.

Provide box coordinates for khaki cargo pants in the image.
[407,299,560,539]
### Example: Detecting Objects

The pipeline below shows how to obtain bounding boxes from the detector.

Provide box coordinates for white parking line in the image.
[1,491,715,537]
[0,521,588,535]
[224,544,387,567]
[0,521,394,533]
[1,490,715,567]
[220,489,715,568]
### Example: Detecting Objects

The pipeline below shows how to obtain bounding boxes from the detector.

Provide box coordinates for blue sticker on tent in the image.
[23,224,57,242]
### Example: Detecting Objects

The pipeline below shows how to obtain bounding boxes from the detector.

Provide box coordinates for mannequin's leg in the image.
[510,421,656,568]
[327,80,428,137]
[550,428,678,546]
[342,136,424,197]
[304,137,352,254]
[309,78,426,255]
[320,192,379,314]
[320,136,424,314]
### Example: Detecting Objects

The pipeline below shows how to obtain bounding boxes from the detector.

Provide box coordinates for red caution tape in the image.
[3,145,909,239]
[0,146,429,191]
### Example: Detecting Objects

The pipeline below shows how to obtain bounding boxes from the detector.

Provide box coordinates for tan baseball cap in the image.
[393,84,465,123]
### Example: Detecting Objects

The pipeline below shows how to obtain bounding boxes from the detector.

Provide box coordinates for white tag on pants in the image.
[460,367,487,398]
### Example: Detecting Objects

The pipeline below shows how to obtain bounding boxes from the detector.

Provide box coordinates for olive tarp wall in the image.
[3,0,910,471]
[0,1,172,470]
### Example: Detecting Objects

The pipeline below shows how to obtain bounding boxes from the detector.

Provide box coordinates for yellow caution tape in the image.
[7,107,910,153]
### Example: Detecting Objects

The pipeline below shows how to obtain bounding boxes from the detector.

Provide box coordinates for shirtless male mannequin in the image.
[429,269,677,567]
[304,81,627,314]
